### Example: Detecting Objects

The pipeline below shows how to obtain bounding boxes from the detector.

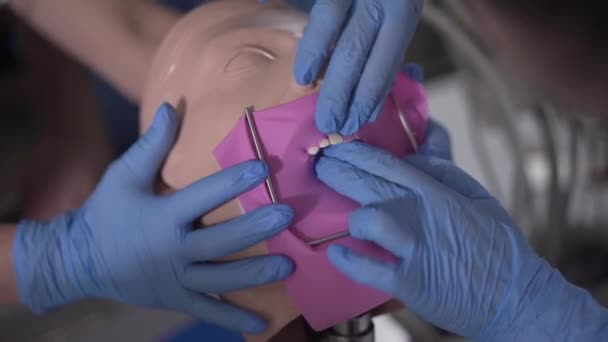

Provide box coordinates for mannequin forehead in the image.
[174,0,307,40]
[142,0,310,127]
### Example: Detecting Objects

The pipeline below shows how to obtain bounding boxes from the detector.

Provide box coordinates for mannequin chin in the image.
[141,1,317,340]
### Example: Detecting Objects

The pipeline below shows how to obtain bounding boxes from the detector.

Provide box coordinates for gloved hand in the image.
[14,103,295,334]
[315,136,608,340]
[416,119,452,161]
[302,0,423,135]
[259,0,422,135]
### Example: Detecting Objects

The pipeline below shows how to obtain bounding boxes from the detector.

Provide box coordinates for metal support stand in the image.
[319,314,374,342]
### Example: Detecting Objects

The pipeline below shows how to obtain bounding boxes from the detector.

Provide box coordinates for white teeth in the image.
[307,134,346,156]
[307,146,320,155]
[319,138,330,149]
[328,133,344,145]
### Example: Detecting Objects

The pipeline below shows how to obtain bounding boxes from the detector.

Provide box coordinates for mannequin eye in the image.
[224,46,276,73]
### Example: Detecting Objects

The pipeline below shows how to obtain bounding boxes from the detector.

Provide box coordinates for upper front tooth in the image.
[319,138,330,148]
[328,133,344,145]
[307,146,320,155]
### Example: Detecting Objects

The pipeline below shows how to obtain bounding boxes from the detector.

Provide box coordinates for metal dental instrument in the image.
[321,313,375,342]
[244,107,279,204]
[392,94,419,153]
[307,231,350,247]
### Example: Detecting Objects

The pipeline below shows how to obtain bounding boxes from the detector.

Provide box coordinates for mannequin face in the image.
[140,1,317,340]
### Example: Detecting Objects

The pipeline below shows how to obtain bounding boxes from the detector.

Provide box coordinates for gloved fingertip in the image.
[348,206,378,237]
[338,121,359,137]
[420,120,453,160]
[150,102,172,128]
[244,316,268,334]
[294,59,311,85]
[403,63,425,83]
[295,72,310,86]
[341,100,384,135]
[315,111,341,134]
[242,160,269,182]
[255,256,294,287]
[268,204,295,229]
[327,244,352,265]
[295,52,325,85]
[272,255,295,279]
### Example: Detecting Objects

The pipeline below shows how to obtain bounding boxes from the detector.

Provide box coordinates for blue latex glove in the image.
[298,0,422,135]
[258,0,422,135]
[402,63,425,84]
[315,135,608,340]
[14,103,295,334]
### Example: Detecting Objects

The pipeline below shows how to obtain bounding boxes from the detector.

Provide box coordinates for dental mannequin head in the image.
[140,0,426,339]
[141,1,316,339]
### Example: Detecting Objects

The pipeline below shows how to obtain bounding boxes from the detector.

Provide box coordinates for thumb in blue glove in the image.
[315,141,608,341]
[418,119,452,161]
[14,103,295,334]
[402,63,425,84]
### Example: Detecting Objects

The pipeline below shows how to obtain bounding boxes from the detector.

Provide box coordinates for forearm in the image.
[0,223,19,304]
[9,0,180,101]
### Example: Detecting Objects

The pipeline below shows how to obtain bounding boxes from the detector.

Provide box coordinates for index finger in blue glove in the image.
[181,292,268,334]
[341,1,422,134]
[315,1,383,134]
[322,141,489,199]
[295,0,352,87]
[119,103,178,185]
[321,142,439,194]
[166,160,268,224]
[315,155,411,205]
[182,255,294,293]
[182,204,294,261]
[419,119,452,161]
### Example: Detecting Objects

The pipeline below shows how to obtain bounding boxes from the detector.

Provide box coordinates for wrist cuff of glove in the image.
[476,261,608,342]
[14,211,93,313]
